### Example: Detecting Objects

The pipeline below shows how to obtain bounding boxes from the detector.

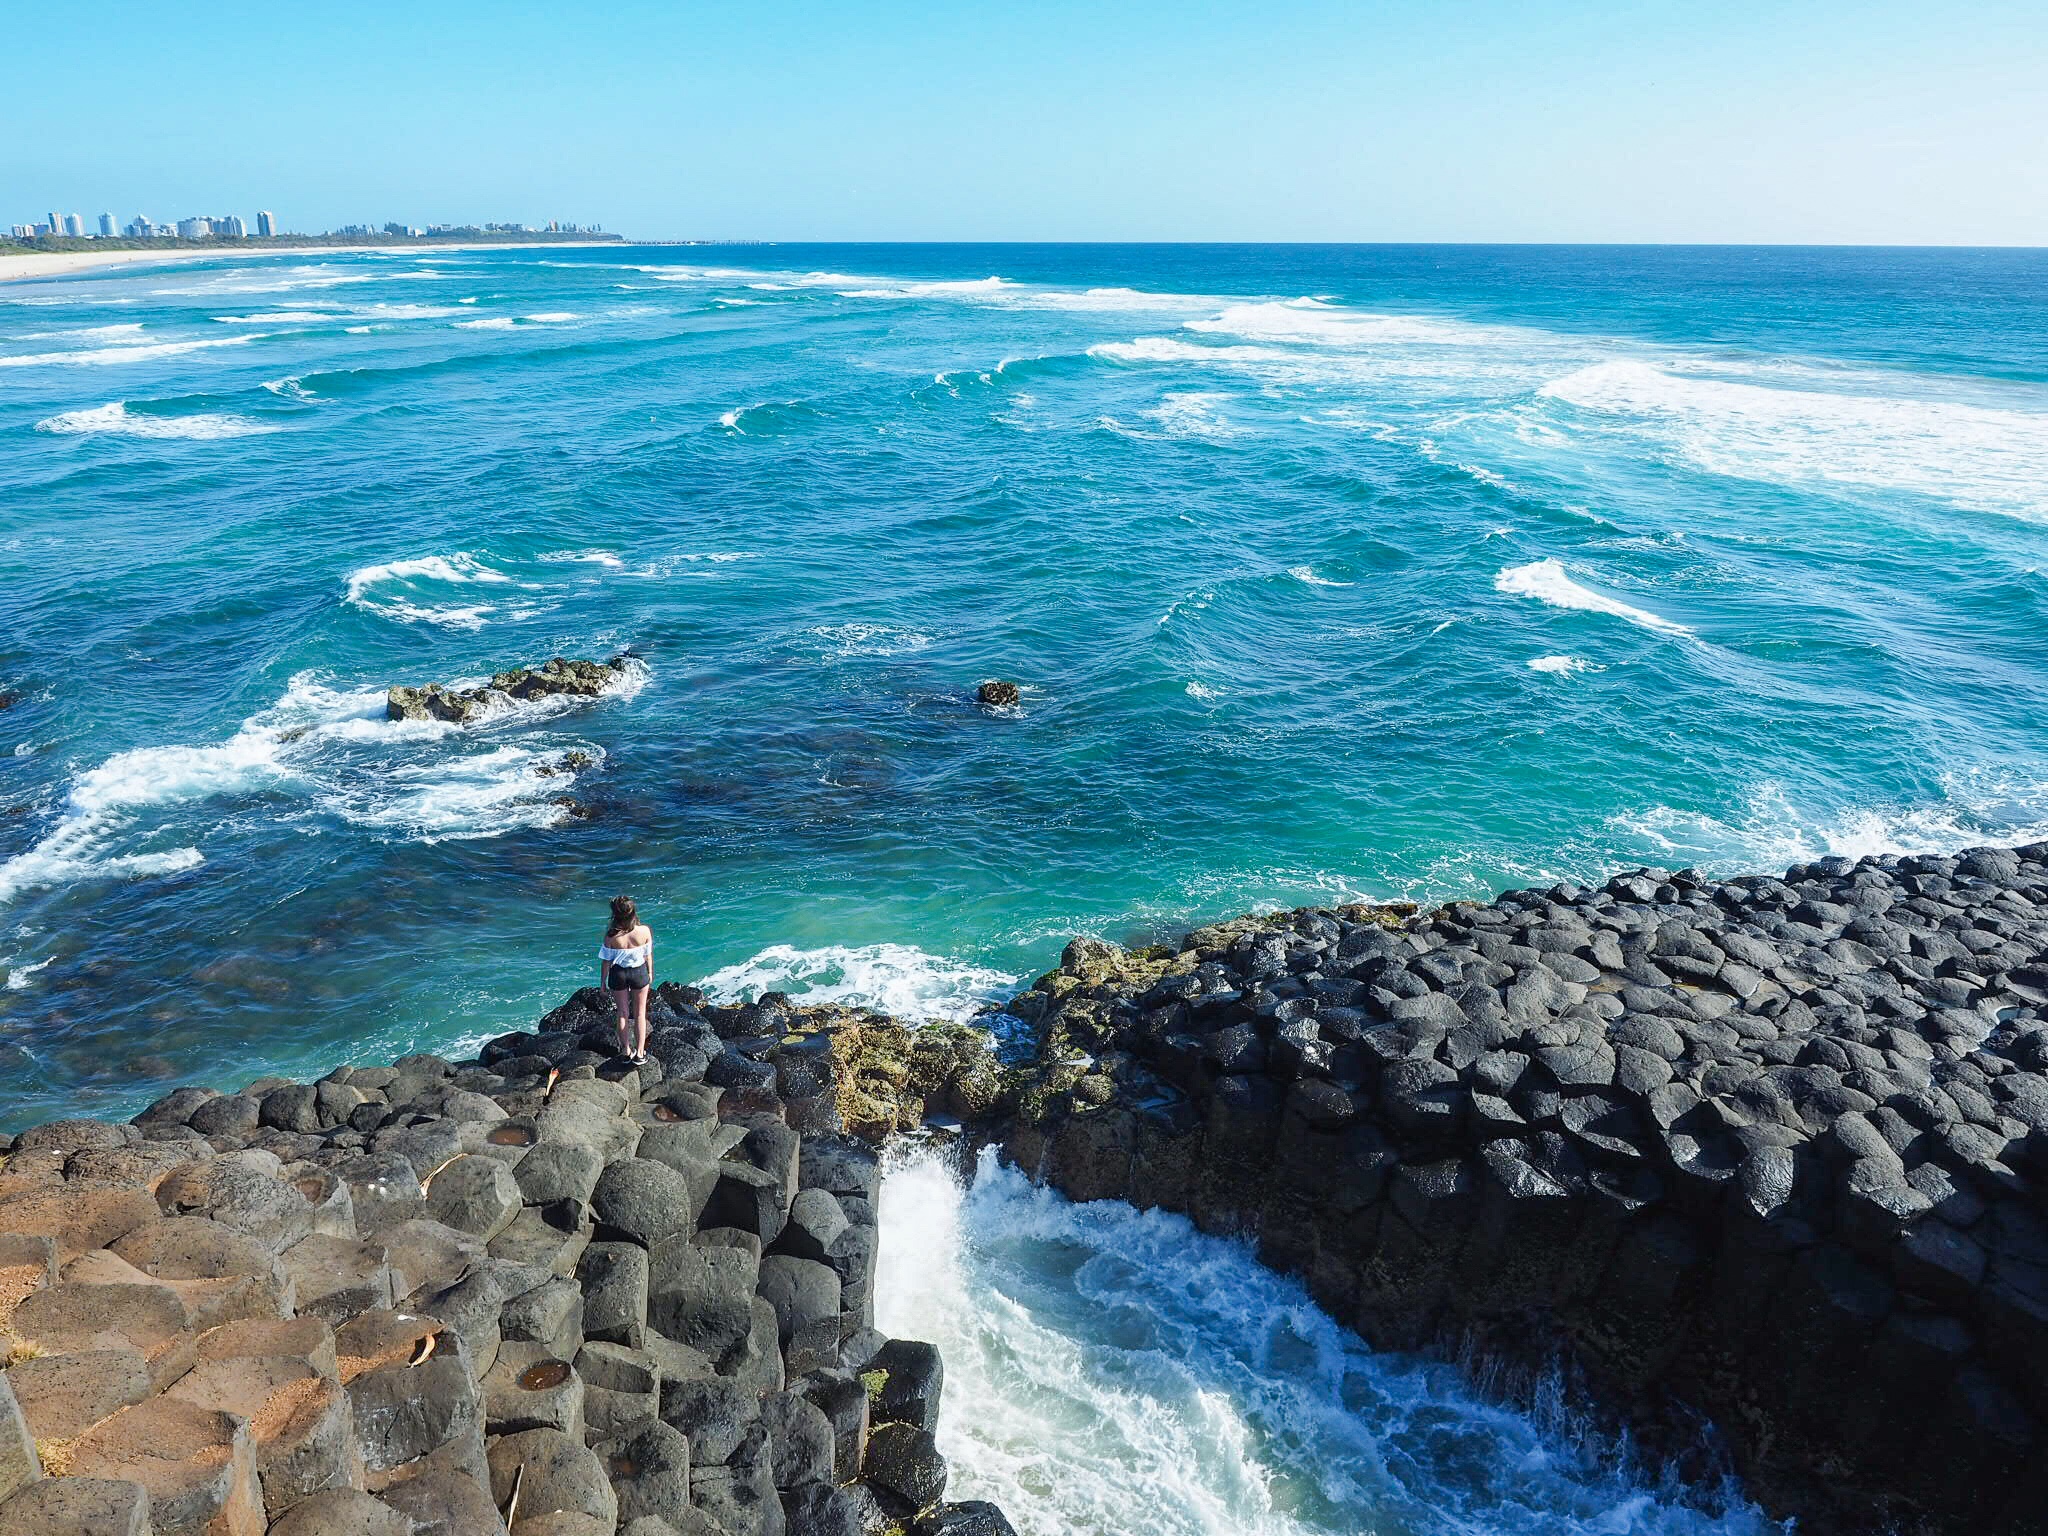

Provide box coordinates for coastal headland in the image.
[2,841,2044,1533]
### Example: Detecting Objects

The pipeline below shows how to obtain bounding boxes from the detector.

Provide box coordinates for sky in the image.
[6,0,2045,244]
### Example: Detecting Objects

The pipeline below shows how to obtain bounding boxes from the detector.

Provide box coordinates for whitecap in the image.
[0,333,266,368]
[0,666,639,902]
[805,623,933,657]
[1146,391,1243,440]
[1537,358,2048,522]
[694,942,1015,1024]
[1187,297,1522,349]
[211,311,340,325]
[1528,654,1602,674]
[343,552,520,630]
[35,402,284,440]
[17,322,146,341]
[453,317,518,330]
[3,956,53,991]
[538,549,626,567]
[1494,558,1692,636]
[1288,565,1350,588]
[1186,681,1223,701]
[1612,771,2048,873]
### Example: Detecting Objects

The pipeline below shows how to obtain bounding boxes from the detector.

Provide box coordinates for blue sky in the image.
[8,0,2044,243]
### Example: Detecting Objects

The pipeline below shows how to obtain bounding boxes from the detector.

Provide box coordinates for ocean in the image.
[3,241,2046,1124]
[8,240,2043,1534]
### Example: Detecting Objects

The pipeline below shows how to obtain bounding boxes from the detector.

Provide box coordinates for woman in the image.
[598,895,654,1063]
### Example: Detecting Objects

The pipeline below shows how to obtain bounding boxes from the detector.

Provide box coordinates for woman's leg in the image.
[611,988,633,1055]
[634,987,650,1059]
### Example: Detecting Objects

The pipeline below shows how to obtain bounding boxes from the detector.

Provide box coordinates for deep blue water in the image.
[3,242,2046,1130]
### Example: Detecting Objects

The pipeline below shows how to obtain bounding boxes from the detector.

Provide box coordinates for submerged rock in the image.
[386,657,630,724]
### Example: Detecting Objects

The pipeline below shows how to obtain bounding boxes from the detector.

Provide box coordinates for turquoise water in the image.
[3,243,2047,1127]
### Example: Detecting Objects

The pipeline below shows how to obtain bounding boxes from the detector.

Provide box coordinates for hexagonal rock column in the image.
[66,1395,264,1536]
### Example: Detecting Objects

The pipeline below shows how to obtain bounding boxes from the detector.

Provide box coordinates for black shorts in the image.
[607,963,650,992]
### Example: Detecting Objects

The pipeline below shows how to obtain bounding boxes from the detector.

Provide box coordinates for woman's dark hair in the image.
[608,895,638,937]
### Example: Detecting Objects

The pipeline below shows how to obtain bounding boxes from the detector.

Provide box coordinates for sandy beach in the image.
[0,241,622,284]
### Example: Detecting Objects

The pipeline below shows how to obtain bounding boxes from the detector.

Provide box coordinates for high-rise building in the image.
[216,214,247,238]
[125,216,152,238]
[256,210,277,237]
[98,213,117,237]
[177,216,211,239]
[62,214,85,237]
[9,225,33,239]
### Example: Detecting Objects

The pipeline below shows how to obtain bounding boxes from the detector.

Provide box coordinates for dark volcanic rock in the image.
[993,844,2048,1536]
[386,656,630,724]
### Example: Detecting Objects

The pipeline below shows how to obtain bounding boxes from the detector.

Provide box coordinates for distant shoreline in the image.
[0,239,637,285]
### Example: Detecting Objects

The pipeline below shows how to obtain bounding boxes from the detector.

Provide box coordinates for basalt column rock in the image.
[990,845,2048,1536]
[0,987,1013,1534]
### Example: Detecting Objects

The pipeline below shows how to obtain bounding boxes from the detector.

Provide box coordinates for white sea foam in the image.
[538,549,626,567]
[211,311,338,325]
[1288,565,1350,588]
[17,322,146,341]
[1528,654,1601,674]
[1538,359,2048,521]
[3,956,52,992]
[806,623,933,657]
[0,666,637,903]
[1145,390,1243,440]
[1185,681,1224,701]
[1091,336,1295,367]
[1189,297,1521,349]
[35,402,283,440]
[879,1148,1783,1536]
[1613,771,2048,874]
[454,317,518,330]
[1494,558,1692,636]
[213,302,469,324]
[0,334,266,368]
[343,553,520,629]
[694,943,1014,1023]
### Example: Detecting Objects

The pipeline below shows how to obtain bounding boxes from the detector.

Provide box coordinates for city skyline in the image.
[6,209,606,242]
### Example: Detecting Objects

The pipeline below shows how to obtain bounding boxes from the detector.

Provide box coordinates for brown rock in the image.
[5,1348,153,1442]
[0,1371,37,1507]
[167,1356,362,1516]
[7,1282,195,1391]
[196,1315,338,1380]
[0,1475,151,1536]
[0,1186,160,1263]
[68,1395,263,1536]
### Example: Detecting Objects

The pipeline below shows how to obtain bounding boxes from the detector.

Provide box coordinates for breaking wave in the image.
[34,402,284,440]
[694,943,1015,1024]
[1494,558,1692,636]
[878,1149,1784,1536]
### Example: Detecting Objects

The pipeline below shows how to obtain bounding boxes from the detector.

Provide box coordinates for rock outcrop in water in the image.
[387,657,632,725]
[989,845,2048,1535]
[0,985,1015,1536]
[972,683,1018,709]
